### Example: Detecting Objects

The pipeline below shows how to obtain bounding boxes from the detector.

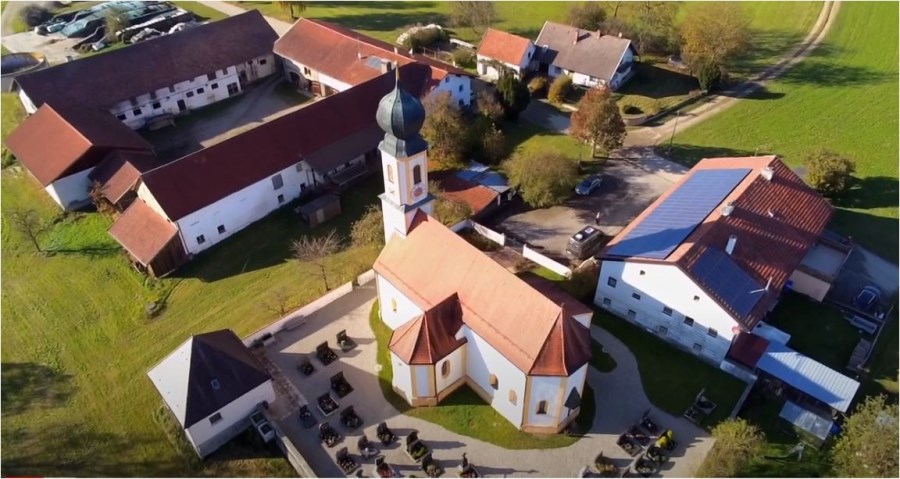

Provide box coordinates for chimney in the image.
[380,60,394,74]
[726,235,737,255]
[761,166,774,181]
[721,202,735,217]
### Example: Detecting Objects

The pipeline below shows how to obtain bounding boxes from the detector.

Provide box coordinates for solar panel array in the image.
[692,248,764,318]
[607,168,751,259]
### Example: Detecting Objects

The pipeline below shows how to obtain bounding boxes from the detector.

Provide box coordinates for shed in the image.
[779,400,834,446]
[757,341,860,413]
[298,193,342,227]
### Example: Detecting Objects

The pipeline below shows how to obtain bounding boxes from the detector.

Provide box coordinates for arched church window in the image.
[413,164,422,184]
[441,361,450,378]
[536,400,548,415]
[489,374,498,390]
[508,389,517,405]
[387,164,395,183]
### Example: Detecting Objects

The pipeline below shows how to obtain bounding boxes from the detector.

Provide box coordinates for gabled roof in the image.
[757,341,860,413]
[602,156,833,329]
[148,329,271,428]
[5,103,151,185]
[375,212,592,376]
[535,21,635,81]
[108,199,178,266]
[432,172,498,217]
[389,294,467,365]
[274,17,471,92]
[90,150,159,204]
[15,11,277,109]
[477,28,533,66]
[140,64,434,220]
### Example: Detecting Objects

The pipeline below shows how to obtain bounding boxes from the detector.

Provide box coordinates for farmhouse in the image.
[372,75,592,433]
[274,18,474,107]
[535,21,637,90]
[148,329,275,458]
[475,28,536,80]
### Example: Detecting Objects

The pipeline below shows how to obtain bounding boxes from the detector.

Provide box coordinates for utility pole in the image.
[667,110,681,155]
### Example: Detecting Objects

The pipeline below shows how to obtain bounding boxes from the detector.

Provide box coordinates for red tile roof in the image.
[726,333,770,369]
[389,294,467,365]
[5,104,151,185]
[90,150,159,204]
[375,212,591,376]
[603,156,833,329]
[477,28,533,66]
[274,18,471,93]
[433,173,498,216]
[108,199,179,266]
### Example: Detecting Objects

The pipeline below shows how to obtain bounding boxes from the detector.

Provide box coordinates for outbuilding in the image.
[298,193,342,227]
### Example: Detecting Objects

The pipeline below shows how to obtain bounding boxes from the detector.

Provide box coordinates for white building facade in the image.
[186,381,276,457]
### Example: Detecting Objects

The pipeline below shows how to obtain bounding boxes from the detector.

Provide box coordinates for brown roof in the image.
[375,212,591,376]
[15,11,277,109]
[140,65,435,220]
[389,294,467,365]
[274,18,471,93]
[603,156,833,329]
[90,150,159,204]
[108,199,179,266]
[477,28,533,65]
[535,21,635,81]
[5,104,151,185]
[726,333,770,369]
[433,173,498,216]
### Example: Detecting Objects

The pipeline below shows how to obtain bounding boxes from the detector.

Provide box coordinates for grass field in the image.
[670,2,899,262]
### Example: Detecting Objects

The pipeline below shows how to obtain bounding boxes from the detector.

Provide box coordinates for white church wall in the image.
[560,363,588,422]
[185,380,275,457]
[376,274,423,330]
[573,313,592,329]
[390,352,413,400]
[526,375,563,427]
[435,346,465,393]
[414,365,432,397]
[45,167,94,209]
[465,330,525,428]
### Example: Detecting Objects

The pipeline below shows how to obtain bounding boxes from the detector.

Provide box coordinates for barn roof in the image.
[108,199,179,267]
[476,28,533,65]
[535,21,635,82]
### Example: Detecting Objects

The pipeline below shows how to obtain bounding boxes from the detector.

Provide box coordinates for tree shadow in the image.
[718,83,786,100]
[321,12,447,34]
[829,208,899,264]
[832,176,900,210]
[779,60,896,87]
[1,363,75,417]
[617,63,699,100]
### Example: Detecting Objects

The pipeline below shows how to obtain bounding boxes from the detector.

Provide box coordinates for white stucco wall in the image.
[572,312,592,328]
[414,365,432,397]
[44,167,94,209]
[609,48,635,90]
[377,274,424,330]
[176,162,313,255]
[435,345,465,393]
[18,89,37,114]
[136,182,171,220]
[526,375,563,427]
[184,380,275,457]
[476,55,521,81]
[595,260,737,364]
[429,74,472,107]
[391,351,413,400]
[465,330,526,428]
[235,54,278,84]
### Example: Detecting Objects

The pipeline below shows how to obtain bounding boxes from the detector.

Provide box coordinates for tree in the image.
[258,287,292,318]
[448,1,496,34]
[421,92,468,168]
[566,2,607,31]
[570,86,626,158]
[680,2,750,72]
[350,204,385,248]
[476,90,505,125]
[89,181,116,216]
[548,75,572,106]
[696,418,765,477]
[494,69,530,120]
[503,148,579,208]
[291,230,342,291]
[805,149,856,196]
[695,60,723,91]
[430,180,472,227]
[104,7,128,42]
[275,1,307,19]
[832,395,899,478]
[467,116,506,165]
[631,1,678,55]
[10,208,50,253]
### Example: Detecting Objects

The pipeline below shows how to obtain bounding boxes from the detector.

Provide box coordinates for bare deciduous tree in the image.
[10,208,50,253]
[292,230,342,291]
[258,287,293,318]
[449,1,496,34]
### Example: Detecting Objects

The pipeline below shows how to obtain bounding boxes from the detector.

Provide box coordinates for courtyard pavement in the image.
[262,284,713,478]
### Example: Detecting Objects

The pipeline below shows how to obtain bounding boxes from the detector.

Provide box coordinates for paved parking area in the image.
[828,244,899,317]
[260,284,713,478]
[492,156,682,262]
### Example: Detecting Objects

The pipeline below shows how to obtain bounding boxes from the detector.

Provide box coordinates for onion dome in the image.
[376,69,428,158]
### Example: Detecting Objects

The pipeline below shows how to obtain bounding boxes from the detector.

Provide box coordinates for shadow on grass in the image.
[658,143,757,168]
[617,63,700,100]
[833,176,900,210]
[1,363,75,417]
[322,12,447,33]
[830,208,899,264]
[314,1,439,10]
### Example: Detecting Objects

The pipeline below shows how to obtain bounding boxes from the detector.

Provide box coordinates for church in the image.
[371,71,593,434]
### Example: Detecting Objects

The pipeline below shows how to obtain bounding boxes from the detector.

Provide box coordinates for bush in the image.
[401,27,449,52]
[527,76,549,98]
[548,75,573,106]
[805,149,856,197]
[503,148,579,208]
[695,61,723,91]
[20,5,52,28]
[696,419,764,477]
[451,48,475,68]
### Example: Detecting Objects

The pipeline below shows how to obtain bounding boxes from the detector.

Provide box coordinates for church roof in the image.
[375,212,592,376]
[389,294,467,365]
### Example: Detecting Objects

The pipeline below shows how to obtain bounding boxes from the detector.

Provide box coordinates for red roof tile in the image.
[389,294,467,365]
[433,173,498,216]
[726,333,770,369]
[90,150,159,204]
[375,212,591,376]
[477,28,533,66]
[108,199,179,266]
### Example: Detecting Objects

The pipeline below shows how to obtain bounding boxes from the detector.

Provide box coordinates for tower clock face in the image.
[412,184,425,199]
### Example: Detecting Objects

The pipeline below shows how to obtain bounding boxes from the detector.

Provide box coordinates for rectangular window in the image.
[271,174,284,190]
[116,114,126,121]
[132,107,141,116]
[209,412,222,424]
[259,58,267,65]
[693,295,700,301]
[639,270,646,275]
[169,86,175,93]
[602,298,611,307]
[211,83,219,90]
[627,310,636,320]
[277,194,285,204]
[458,99,464,107]
[444,77,450,83]
[458,84,463,92]
[657,325,668,336]
[152,102,161,109]
[683,317,694,327]
[489,374,498,390]
[693,343,703,353]
[707,328,718,338]
[149,91,157,100]
[662,306,673,316]
[217,225,226,234]
[303,66,312,75]
[186,91,194,98]
[197,88,205,94]
[607,277,617,288]
[631,292,641,301]
[227,83,239,96]
[536,400,548,415]
[196,235,206,244]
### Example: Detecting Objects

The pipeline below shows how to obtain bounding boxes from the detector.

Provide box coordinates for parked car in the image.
[575,175,604,196]
[852,285,882,313]
[566,226,605,260]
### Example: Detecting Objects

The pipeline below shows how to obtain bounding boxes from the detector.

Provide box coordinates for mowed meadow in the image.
[672,1,899,261]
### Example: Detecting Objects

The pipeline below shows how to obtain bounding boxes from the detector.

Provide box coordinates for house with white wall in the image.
[148,329,275,458]
[371,77,592,434]
[274,17,475,108]
[594,156,834,366]
[476,28,536,80]
[535,21,637,90]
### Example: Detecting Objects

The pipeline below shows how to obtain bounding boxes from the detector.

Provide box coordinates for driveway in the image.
[827,244,899,317]
[260,283,713,478]
[492,155,684,262]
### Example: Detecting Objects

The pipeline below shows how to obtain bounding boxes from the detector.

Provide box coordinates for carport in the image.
[788,234,852,302]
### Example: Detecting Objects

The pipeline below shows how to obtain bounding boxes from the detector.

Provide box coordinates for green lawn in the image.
[670,2,899,262]
[369,301,596,449]
[1,93,24,149]
[615,62,700,115]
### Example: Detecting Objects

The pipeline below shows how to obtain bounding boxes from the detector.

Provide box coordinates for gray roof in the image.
[757,341,860,413]
[535,21,634,81]
[376,80,428,158]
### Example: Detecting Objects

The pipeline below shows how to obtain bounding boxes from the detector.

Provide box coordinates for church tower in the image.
[376,69,435,242]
